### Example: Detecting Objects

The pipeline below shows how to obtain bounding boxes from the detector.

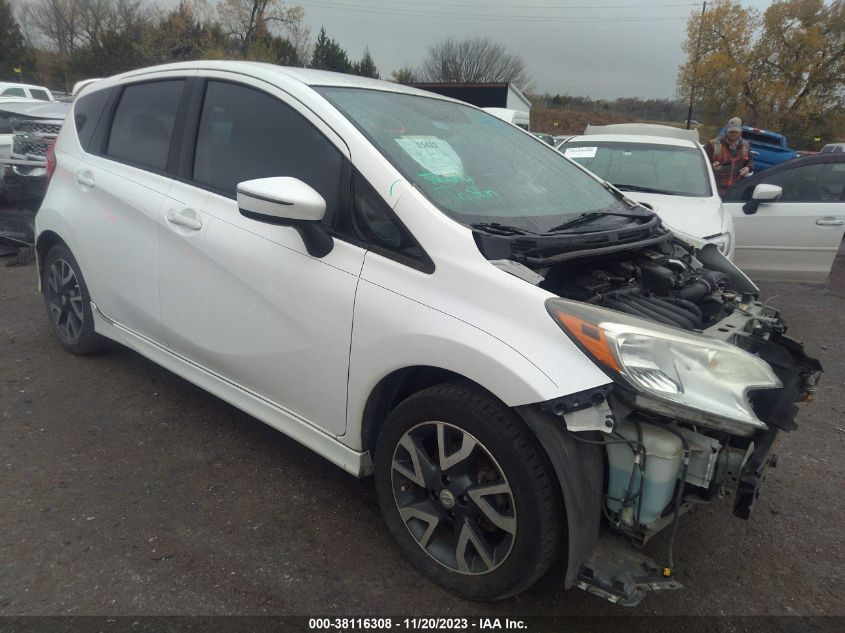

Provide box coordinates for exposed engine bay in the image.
[538,241,744,331]
[489,236,823,605]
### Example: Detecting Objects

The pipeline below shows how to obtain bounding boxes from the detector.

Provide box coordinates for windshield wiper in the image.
[613,183,679,196]
[546,211,650,233]
[470,222,542,236]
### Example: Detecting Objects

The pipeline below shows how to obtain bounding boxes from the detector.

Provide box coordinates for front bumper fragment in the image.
[733,426,778,520]
[576,532,682,606]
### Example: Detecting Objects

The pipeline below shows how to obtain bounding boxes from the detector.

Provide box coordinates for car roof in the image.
[561,134,699,149]
[584,122,700,143]
[757,151,845,173]
[102,61,461,103]
[0,82,51,91]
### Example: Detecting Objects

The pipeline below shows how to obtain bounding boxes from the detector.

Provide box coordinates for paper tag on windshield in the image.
[564,146,598,159]
[396,136,464,177]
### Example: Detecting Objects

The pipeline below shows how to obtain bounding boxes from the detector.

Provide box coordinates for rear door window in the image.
[30,89,50,101]
[106,80,185,171]
[819,163,845,201]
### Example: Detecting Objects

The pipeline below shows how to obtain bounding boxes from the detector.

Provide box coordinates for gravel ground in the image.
[0,230,843,619]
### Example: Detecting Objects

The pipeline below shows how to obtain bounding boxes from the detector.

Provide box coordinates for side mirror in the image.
[742,183,782,215]
[752,183,782,201]
[237,177,333,257]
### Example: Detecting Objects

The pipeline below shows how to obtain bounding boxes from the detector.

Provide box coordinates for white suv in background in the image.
[36,62,821,604]
[558,123,735,258]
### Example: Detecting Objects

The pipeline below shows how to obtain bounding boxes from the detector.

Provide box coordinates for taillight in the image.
[45,140,57,183]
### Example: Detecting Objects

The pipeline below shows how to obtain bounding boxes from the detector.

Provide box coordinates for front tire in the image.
[42,243,110,355]
[374,382,564,600]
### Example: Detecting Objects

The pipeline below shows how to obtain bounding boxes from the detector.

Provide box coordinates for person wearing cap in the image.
[704,117,753,196]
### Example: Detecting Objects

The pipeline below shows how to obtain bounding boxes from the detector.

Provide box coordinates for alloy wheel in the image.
[47,259,84,343]
[391,421,517,575]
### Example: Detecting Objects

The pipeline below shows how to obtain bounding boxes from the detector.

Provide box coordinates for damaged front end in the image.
[1,116,62,207]
[505,236,821,605]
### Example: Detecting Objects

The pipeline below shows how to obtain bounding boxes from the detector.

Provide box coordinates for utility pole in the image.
[686,1,707,130]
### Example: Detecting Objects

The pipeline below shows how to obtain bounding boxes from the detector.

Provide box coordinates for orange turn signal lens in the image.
[551,309,621,372]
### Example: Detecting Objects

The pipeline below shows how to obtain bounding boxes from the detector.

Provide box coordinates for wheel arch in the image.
[360,365,463,454]
[514,405,604,589]
[35,230,66,290]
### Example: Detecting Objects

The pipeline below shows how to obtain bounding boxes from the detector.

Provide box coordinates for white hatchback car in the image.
[558,124,735,258]
[37,62,821,604]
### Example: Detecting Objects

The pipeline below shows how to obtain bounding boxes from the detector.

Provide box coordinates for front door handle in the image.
[816,218,844,226]
[75,171,95,189]
[166,209,202,231]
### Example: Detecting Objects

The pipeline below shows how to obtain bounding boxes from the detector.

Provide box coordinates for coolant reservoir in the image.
[606,420,683,527]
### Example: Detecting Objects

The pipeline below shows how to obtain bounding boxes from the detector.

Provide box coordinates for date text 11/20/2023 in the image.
[308,617,528,630]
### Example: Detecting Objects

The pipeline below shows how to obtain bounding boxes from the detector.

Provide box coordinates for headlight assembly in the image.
[708,232,732,256]
[547,298,781,435]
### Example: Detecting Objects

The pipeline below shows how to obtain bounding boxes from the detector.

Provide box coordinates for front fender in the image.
[346,277,567,450]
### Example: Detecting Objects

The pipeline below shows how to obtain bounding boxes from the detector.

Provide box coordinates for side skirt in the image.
[90,302,373,477]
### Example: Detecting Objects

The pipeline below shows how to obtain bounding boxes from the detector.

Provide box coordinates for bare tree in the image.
[216,0,303,51]
[18,0,83,54]
[15,0,41,48]
[111,0,147,33]
[287,18,311,66]
[419,36,530,88]
[17,0,148,55]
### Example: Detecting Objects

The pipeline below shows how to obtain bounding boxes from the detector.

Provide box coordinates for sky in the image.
[291,0,775,99]
[157,0,776,99]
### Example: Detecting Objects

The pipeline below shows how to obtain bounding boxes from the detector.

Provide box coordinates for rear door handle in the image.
[166,209,202,231]
[75,171,95,189]
[816,218,844,226]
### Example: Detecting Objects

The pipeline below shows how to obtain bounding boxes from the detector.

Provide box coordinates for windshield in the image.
[561,141,712,197]
[317,88,632,233]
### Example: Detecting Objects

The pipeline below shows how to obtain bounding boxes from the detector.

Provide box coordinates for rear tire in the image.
[42,243,110,355]
[374,381,564,600]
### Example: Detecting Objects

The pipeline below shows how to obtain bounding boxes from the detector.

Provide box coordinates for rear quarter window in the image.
[74,88,112,151]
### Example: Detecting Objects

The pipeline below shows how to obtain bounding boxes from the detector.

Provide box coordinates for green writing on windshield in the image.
[418,171,500,203]
[418,172,474,190]
[450,187,500,202]
[417,171,499,202]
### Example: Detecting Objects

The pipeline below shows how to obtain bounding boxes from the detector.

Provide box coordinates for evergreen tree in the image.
[71,28,146,79]
[352,48,379,79]
[0,0,29,81]
[310,26,351,73]
[390,65,416,84]
[270,36,302,66]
